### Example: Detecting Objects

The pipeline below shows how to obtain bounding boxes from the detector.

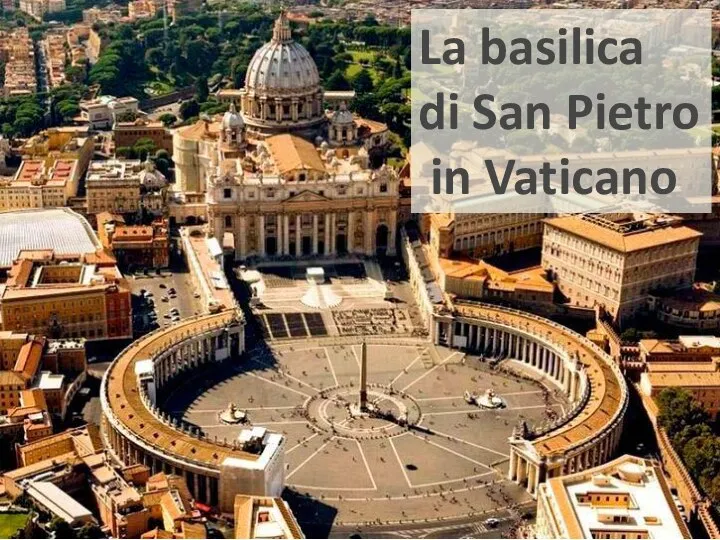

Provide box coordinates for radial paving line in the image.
[286,432,319,454]
[423,427,510,459]
[409,433,493,470]
[400,351,461,392]
[246,371,311,398]
[389,349,427,386]
[356,439,378,490]
[388,436,413,488]
[286,439,332,480]
[323,347,340,386]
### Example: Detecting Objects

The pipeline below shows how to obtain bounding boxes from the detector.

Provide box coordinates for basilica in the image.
[171,12,400,259]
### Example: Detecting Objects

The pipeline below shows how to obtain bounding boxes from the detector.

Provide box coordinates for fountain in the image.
[219,402,248,424]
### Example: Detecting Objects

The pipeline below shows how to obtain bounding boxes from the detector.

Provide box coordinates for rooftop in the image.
[540,454,690,539]
[544,214,702,253]
[0,208,101,268]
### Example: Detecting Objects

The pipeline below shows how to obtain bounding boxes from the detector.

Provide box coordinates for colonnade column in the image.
[508,450,517,480]
[277,213,284,255]
[295,215,301,256]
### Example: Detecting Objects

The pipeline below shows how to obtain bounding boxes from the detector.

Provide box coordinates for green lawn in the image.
[345,48,393,84]
[0,513,30,538]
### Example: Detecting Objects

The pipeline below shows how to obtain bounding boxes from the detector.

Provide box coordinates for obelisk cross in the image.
[360,341,368,410]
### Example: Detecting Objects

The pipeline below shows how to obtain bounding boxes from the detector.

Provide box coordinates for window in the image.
[225,215,233,228]
[299,173,306,182]
[223,188,232,199]
[380,183,388,193]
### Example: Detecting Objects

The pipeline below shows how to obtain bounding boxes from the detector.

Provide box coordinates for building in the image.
[86,159,143,215]
[0,331,85,440]
[234,495,304,539]
[4,425,104,497]
[18,0,65,19]
[21,126,95,179]
[82,4,124,24]
[0,28,37,97]
[0,336,45,415]
[172,13,398,258]
[98,213,170,269]
[542,213,701,324]
[436,257,554,309]
[535,454,691,539]
[25,480,96,527]
[424,212,546,259]
[0,208,101,270]
[638,336,720,419]
[43,31,68,89]
[648,285,720,332]
[0,158,80,211]
[114,118,174,155]
[127,0,157,19]
[79,96,140,130]
[0,249,132,341]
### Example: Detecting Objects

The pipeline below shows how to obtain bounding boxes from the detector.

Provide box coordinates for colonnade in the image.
[101,314,244,511]
[436,319,582,400]
[433,306,627,498]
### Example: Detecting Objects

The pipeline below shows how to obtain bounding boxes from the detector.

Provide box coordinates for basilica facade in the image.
[171,12,400,259]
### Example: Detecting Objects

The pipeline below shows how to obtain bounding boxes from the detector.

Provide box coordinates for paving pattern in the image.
[163,339,567,529]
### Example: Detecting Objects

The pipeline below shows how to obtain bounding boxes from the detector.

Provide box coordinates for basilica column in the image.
[330,213,337,255]
[283,215,290,255]
[295,215,302,256]
[277,213,284,256]
[324,214,331,255]
[239,215,247,259]
[258,214,265,257]
[387,208,397,256]
[312,214,319,255]
[348,211,355,253]
[364,210,373,255]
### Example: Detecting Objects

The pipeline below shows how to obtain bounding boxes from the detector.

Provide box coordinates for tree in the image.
[77,523,104,539]
[194,76,209,103]
[325,70,351,91]
[179,99,201,120]
[154,149,172,177]
[351,69,374,94]
[133,138,157,160]
[657,388,711,444]
[158,113,177,127]
[48,517,76,539]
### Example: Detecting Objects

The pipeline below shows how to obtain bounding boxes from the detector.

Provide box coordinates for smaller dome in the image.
[331,102,354,125]
[222,102,244,129]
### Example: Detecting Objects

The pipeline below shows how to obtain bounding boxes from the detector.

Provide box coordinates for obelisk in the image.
[359,341,368,410]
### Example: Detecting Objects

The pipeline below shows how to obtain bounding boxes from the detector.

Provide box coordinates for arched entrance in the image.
[335,234,347,254]
[375,224,389,255]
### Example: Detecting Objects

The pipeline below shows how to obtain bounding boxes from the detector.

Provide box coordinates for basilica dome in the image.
[245,13,320,96]
[239,11,325,139]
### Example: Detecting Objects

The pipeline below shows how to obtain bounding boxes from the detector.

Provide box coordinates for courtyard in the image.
[162,338,566,534]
